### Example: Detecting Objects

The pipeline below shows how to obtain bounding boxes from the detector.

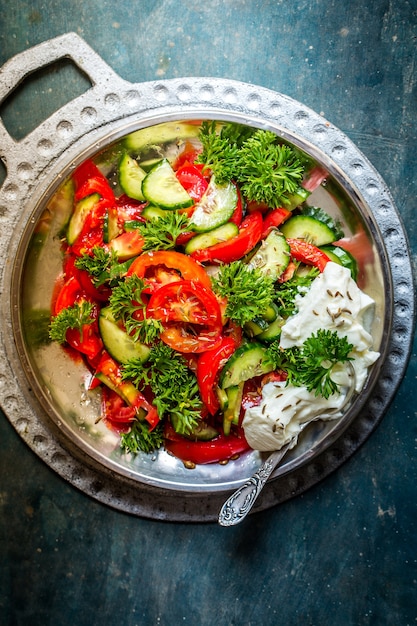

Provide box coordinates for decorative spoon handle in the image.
[218,444,291,527]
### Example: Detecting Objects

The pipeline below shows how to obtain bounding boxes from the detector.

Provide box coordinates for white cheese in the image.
[242,262,380,452]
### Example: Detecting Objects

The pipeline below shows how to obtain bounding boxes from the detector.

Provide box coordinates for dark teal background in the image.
[0,2,416,625]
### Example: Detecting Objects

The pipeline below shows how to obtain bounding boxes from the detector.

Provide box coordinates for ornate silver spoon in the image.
[218,365,356,526]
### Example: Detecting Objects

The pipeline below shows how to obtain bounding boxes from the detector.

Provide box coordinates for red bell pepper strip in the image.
[262,207,292,238]
[190,211,263,264]
[196,336,238,415]
[229,184,243,226]
[164,423,250,465]
[287,238,331,272]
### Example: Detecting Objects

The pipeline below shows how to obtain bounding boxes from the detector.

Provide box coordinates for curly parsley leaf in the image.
[266,329,354,399]
[236,131,305,206]
[136,211,191,251]
[211,260,275,326]
[49,301,94,344]
[273,268,319,318]
[120,420,164,455]
[195,121,241,185]
[75,246,132,287]
[109,274,163,344]
[121,343,202,435]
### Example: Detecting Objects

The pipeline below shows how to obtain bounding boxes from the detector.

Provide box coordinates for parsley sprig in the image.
[211,260,275,326]
[266,329,354,399]
[49,301,94,344]
[273,268,319,318]
[75,246,132,287]
[196,123,305,205]
[109,274,163,344]
[121,343,202,435]
[120,420,164,455]
[135,212,191,251]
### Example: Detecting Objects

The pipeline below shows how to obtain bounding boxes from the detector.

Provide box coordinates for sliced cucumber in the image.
[247,228,290,279]
[118,153,146,201]
[67,193,100,245]
[177,419,219,441]
[141,205,167,220]
[301,206,344,240]
[320,245,358,280]
[99,307,150,364]
[244,303,279,338]
[223,383,244,435]
[142,159,193,210]
[257,315,285,343]
[188,176,237,233]
[184,221,238,254]
[124,122,200,152]
[280,215,337,246]
[219,343,274,390]
[285,186,311,210]
[103,207,120,243]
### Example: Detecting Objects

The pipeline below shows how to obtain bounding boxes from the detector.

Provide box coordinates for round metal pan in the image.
[0,33,414,522]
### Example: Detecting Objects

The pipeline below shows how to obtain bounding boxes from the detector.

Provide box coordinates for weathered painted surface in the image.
[0,1,416,624]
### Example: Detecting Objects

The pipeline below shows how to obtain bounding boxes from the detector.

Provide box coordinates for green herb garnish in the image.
[122,343,202,435]
[109,274,163,344]
[120,420,164,455]
[49,301,94,344]
[211,260,275,326]
[266,329,354,399]
[137,211,191,251]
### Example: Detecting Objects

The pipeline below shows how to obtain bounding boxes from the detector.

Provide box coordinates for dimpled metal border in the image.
[0,33,414,521]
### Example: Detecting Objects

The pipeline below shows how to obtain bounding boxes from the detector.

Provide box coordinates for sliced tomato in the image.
[147,279,221,326]
[109,230,145,260]
[302,166,328,192]
[262,207,292,238]
[127,250,212,291]
[159,323,223,354]
[196,336,238,415]
[73,159,115,203]
[164,422,250,465]
[172,143,202,170]
[190,211,263,264]
[175,162,208,202]
[287,238,331,272]
[69,199,109,256]
[95,352,159,429]
[101,386,136,432]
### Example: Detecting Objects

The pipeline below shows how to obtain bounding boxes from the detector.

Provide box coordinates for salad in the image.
[48,120,379,467]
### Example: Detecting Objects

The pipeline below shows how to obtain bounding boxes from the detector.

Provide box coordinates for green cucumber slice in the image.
[103,208,120,243]
[67,193,100,245]
[142,159,193,210]
[247,228,290,279]
[223,383,244,435]
[285,186,311,210]
[118,153,146,201]
[184,221,238,254]
[280,215,337,246]
[188,177,237,233]
[124,122,200,152]
[320,245,358,280]
[99,307,150,364]
[301,206,344,240]
[257,315,285,343]
[219,342,274,389]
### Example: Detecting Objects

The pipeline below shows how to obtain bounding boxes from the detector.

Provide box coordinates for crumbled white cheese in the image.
[242,262,380,452]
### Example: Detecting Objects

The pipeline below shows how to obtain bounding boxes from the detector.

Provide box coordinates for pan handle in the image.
[0,32,124,155]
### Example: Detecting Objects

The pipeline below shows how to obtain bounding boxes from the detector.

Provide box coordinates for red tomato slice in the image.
[73,159,115,203]
[190,211,263,264]
[164,422,250,465]
[196,336,238,415]
[127,250,212,291]
[175,163,208,202]
[147,279,221,326]
[101,386,136,431]
[159,323,223,354]
[287,238,331,272]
